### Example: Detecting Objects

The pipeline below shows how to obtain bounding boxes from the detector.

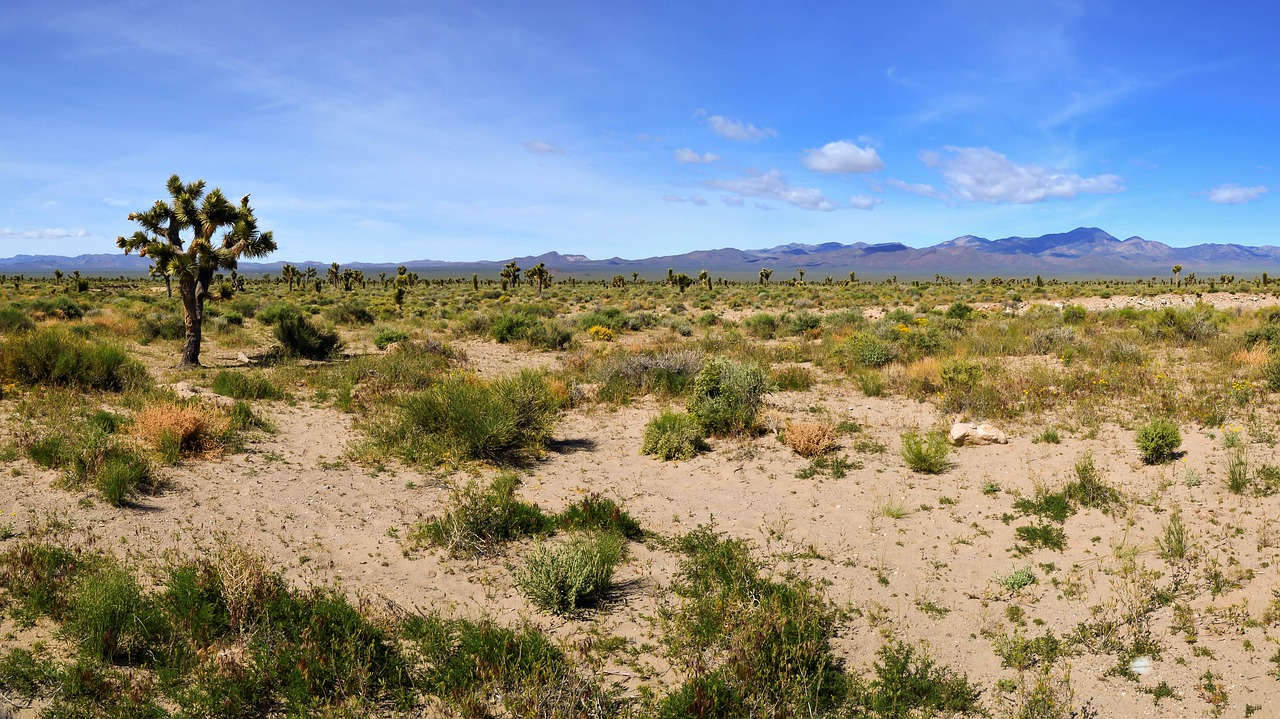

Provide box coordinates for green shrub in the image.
[387,370,562,464]
[686,358,771,436]
[95,449,152,507]
[137,310,185,342]
[373,326,410,350]
[1265,355,1280,392]
[273,314,343,360]
[211,370,286,400]
[743,312,779,339]
[0,328,149,392]
[840,332,898,368]
[1064,452,1120,509]
[641,410,708,461]
[0,541,87,621]
[557,493,644,539]
[69,566,155,661]
[257,301,303,325]
[1062,305,1087,324]
[411,473,555,555]
[939,358,982,393]
[513,532,624,616]
[1136,418,1182,464]
[944,302,974,320]
[325,299,375,325]
[596,348,702,402]
[29,295,83,319]
[0,306,34,332]
[851,640,984,718]
[900,430,950,473]
[771,365,814,391]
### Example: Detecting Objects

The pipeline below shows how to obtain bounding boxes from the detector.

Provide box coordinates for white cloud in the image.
[720,195,744,207]
[704,114,777,142]
[848,194,882,210]
[706,169,838,211]
[886,179,946,199]
[103,198,131,207]
[920,146,1123,203]
[1206,183,1268,204]
[524,140,564,155]
[674,148,721,164]
[0,228,89,240]
[802,141,884,174]
[690,194,708,206]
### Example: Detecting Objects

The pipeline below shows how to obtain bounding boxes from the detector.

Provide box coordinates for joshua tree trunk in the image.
[177,269,212,367]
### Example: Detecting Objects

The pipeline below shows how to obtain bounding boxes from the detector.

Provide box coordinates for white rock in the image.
[949,422,1008,446]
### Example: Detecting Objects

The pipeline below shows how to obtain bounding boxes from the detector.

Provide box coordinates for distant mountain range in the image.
[4,227,1279,280]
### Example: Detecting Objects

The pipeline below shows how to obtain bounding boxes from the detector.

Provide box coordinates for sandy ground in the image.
[3,294,1280,717]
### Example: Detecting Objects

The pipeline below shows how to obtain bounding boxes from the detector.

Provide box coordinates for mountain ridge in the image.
[3,227,1278,279]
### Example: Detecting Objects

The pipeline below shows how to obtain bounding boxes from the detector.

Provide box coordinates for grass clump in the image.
[0,327,149,392]
[997,566,1038,593]
[557,493,644,539]
[411,473,554,556]
[900,429,950,473]
[641,410,707,461]
[686,357,771,436]
[133,400,235,461]
[1063,452,1120,510]
[513,531,624,616]
[273,313,344,359]
[373,326,410,350]
[850,639,984,718]
[1136,418,1182,464]
[382,369,563,465]
[211,369,287,400]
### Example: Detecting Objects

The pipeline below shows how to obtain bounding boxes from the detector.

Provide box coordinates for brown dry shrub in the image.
[133,400,231,457]
[785,420,837,458]
[1231,345,1269,367]
[905,357,943,395]
[213,545,283,633]
[90,312,139,338]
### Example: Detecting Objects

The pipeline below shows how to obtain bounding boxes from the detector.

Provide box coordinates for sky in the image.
[0,0,1276,263]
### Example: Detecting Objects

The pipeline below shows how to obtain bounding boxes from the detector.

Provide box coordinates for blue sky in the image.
[0,0,1275,263]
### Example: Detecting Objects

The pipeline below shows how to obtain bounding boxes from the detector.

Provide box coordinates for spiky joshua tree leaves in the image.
[117,174,276,367]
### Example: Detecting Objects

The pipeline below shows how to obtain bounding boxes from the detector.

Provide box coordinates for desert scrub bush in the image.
[0,541,93,622]
[771,364,814,391]
[574,306,658,333]
[1062,304,1087,324]
[411,473,554,555]
[490,309,572,350]
[834,332,898,369]
[587,324,615,341]
[595,347,703,402]
[0,305,34,332]
[0,327,149,392]
[372,325,409,350]
[380,369,563,465]
[743,312,779,339]
[273,313,343,359]
[1146,305,1222,344]
[784,420,837,458]
[641,410,708,461]
[68,565,157,661]
[997,566,1037,593]
[256,300,304,325]
[1136,417,1182,464]
[513,531,624,616]
[847,639,984,718]
[134,400,236,461]
[557,493,644,539]
[1064,451,1120,510]
[900,429,950,473]
[324,298,375,325]
[211,369,287,400]
[659,524,848,717]
[686,357,771,436]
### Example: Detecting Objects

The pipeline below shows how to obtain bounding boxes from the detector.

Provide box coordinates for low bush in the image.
[686,358,771,436]
[513,531,624,616]
[1136,418,1182,464]
[641,410,707,461]
[373,326,410,350]
[384,370,563,465]
[838,332,898,369]
[771,364,815,391]
[411,473,555,556]
[596,348,703,402]
[133,400,234,460]
[274,314,343,360]
[0,327,149,392]
[784,420,837,458]
[0,305,34,332]
[211,369,287,400]
[901,429,950,473]
[557,493,644,539]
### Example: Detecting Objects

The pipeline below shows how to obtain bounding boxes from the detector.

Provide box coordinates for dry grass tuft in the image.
[1231,345,1269,367]
[905,357,943,394]
[133,400,231,457]
[214,544,282,632]
[785,420,838,458]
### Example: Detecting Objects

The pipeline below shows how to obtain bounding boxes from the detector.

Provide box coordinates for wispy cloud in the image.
[802,141,884,174]
[706,169,837,211]
[674,148,721,164]
[0,228,89,240]
[699,111,777,142]
[524,140,565,156]
[886,179,946,200]
[919,146,1123,203]
[1205,183,1268,204]
[848,194,882,210]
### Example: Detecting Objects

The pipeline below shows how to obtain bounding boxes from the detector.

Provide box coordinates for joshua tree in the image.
[631,272,638,284]
[117,174,275,366]
[797,268,806,284]
[327,262,341,289]
[281,263,299,291]
[673,273,695,294]
[759,268,773,285]
[53,269,63,286]
[1172,265,1183,286]
[526,262,551,297]
[698,269,710,291]
[500,261,522,289]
